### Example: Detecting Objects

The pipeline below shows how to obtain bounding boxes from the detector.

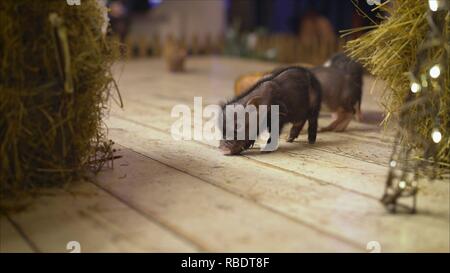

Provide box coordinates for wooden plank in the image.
[112,99,392,163]
[108,58,448,251]
[107,97,448,216]
[113,77,393,146]
[106,115,450,252]
[0,216,34,253]
[113,98,390,168]
[108,98,446,206]
[109,57,447,210]
[94,145,358,252]
[118,93,392,146]
[8,181,196,252]
[293,132,393,166]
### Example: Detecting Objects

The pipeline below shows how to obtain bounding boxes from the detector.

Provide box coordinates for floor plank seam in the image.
[87,179,206,252]
[242,154,379,201]
[342,132,393,146]
[307,146,387,167]
[113,141,365,251]
[111,114,450,223]
[121,96,391,146]
[110,114,380,201]
[3,214,40,253]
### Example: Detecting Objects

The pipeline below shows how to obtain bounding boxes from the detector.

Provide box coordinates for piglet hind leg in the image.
[320,114,341,132]
[354,101,363,122]
[287,120,306,143]
[307,116,318,144]
[321,109,346,132]
[333,112,353,132]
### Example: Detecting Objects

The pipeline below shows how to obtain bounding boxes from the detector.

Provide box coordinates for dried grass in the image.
[345,0,449,164]
[0,0,120,207]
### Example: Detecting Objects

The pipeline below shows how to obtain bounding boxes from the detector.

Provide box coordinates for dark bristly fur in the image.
[310,52,365,132]
[311,66,358,113]
[219,66,322,155]
[327,52,364,116]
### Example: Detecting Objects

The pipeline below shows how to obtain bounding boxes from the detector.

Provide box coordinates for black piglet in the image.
[219,66,322,155]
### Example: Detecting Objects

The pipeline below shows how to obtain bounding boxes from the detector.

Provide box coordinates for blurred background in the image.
[107,0,381,65]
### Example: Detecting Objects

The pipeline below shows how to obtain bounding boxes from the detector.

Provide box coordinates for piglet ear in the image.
[246,96,263,108]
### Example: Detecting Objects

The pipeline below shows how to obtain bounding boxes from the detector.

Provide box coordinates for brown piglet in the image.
[314,52,364,131]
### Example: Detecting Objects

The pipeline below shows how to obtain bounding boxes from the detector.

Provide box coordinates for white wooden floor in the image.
[1,57,449,252]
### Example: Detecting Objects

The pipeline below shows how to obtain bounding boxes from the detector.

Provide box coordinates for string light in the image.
[428,0,439,11]
[382,2,448,214]
[410,82,421,93]
[429,64,441,78]
[366,0,381,6]
[431,128,442,143]
[389,160,397,168]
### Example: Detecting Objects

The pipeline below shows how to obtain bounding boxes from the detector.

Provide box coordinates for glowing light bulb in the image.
[389,160,397,168]
[428,0,439,11]
[399,181,406,189]
[429,65,441,78]
[410,82,421,93]
[366,0,381,5]
[431,128,442,143]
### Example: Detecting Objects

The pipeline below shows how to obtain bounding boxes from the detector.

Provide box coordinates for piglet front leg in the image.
[287,120,306,142]
[307,115,318,143]
[355,102,363,122]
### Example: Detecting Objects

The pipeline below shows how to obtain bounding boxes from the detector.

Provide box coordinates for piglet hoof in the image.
[355,111,363,122]
[334,128,346,133]
[286,137,295,143]
[220,147,240,156]
[220,149,233,156]
[308,140,316,144]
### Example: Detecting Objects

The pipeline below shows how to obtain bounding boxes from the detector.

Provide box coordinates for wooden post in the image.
[125,36,135,59]
[191,34,200,55]
[138,36,148,58]
[214,33,225,54]
[151,34,161,57]
[204,33,212,55]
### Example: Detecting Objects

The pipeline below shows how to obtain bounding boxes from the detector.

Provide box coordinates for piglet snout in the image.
[220,147,232,155]
[219,146,242,156]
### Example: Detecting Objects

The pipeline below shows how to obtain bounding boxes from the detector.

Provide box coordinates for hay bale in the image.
[233,63,314,96]
[234,71,269,96]
[346,0,449,164]
[0,0,119,204]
